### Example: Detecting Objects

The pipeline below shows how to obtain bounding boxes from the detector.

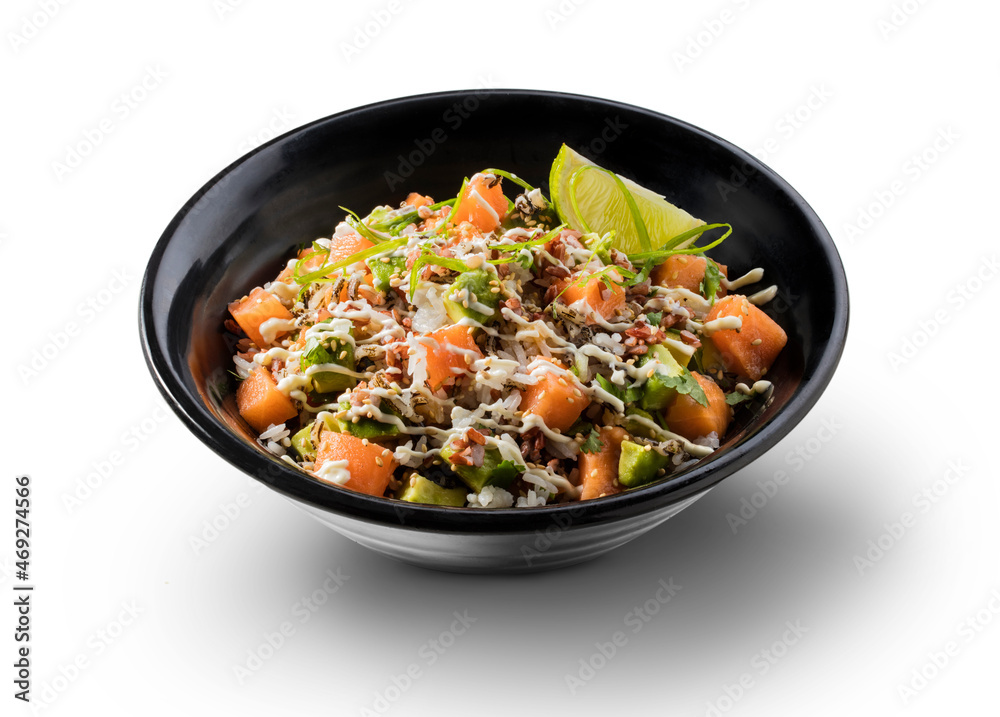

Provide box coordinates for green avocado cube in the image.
[662,329,695,367]
[624,407,659,440]
[328,400,399,440]
[443,269,501,325]
[618,440,672,489]
[639,343,686,413]
[399,475,468,507]
[290,414,342,460]
[367,255,406,293]
[291,423,317,460]
[300,334,356,394]
[439,439,521,492]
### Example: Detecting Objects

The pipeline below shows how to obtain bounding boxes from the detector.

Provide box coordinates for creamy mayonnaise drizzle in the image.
[748,285,778,305]
[259,318,298,345]
[466,187,500,226]
[722,267,765,291]
[314,459,351,485]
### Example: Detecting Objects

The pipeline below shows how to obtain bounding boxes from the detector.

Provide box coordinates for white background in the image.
[4,0,999,715]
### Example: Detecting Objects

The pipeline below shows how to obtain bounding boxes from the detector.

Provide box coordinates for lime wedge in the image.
[548,144,704,256]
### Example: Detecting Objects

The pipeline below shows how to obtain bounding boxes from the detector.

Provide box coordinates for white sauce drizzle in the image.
[748,285,778,305]
[314,459,351,486]
[259,318,297,345]
[466,187,500,226]
[722,267,765,291]
[701,316,743,335]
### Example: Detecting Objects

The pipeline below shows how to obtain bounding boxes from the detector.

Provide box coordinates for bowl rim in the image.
[139,87,849,534]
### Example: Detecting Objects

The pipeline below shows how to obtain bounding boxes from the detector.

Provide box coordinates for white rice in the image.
[467,486,514,509]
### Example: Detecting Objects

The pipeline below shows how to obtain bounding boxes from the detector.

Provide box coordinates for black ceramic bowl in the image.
[140,89,848,573]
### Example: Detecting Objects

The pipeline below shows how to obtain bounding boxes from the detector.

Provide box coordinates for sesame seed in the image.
[573,388,582,397]
[647,367,656,378]
[352,416,360,423]
[644,444,651,452]
[751,338,763,346]
[566,397,574,403]
[361,438,369,446]
[375,457,383,467]
[557,377,567,386]
[339,350,348,359]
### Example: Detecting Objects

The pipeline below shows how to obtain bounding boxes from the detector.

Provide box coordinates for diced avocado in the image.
[439,440,521,492]
[442,269,501,325]
[290,415,341,459]
[301,334,356,394]
[399,475,468,507]
[639,344,686,412]
[595,373,643,405]
[367,254,406,293]
[618,440,672,489]
[327,400,400,440]
[291,423,317,460]
[624,407,658,440]
[663,330,695,367]
[697,336,725,374]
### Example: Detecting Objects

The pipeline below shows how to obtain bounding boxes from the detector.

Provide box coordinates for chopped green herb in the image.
[657,369,709,407]
[580,428,604,454]
[725,391,754,406]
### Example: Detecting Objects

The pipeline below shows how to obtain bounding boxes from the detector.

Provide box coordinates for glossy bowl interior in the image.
[140,89,848,572]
